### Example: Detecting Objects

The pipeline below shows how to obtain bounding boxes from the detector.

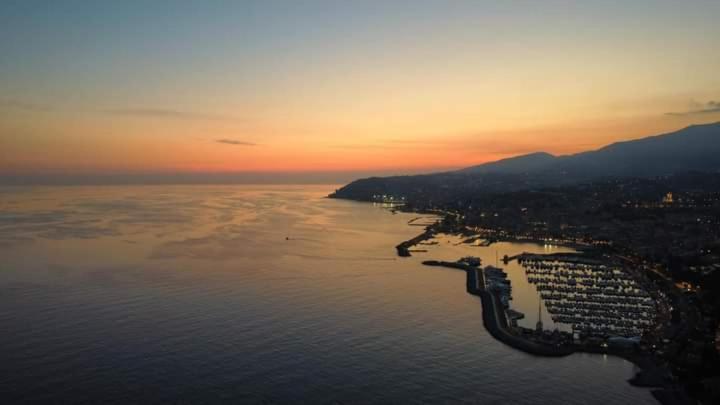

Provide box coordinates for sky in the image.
[1,0,720,183]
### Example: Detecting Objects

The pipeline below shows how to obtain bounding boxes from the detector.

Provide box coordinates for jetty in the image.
[421,260,575,357]
[396,230,435,257]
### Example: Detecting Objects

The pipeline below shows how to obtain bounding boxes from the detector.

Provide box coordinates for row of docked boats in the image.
[520,257,657,338]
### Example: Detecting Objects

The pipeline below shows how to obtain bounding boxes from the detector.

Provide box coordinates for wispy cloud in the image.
[216,139,256,146]
[666,100,720,116]
[0,99,51,112]
[104,108,237,121]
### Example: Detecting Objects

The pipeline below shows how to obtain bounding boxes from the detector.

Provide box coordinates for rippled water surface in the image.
[0,185,654,404]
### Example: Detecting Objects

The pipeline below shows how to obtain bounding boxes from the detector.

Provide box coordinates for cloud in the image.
[0,99,51,112]
[216,139,257,146]
[105,107,237,121]
[665,100,720,116]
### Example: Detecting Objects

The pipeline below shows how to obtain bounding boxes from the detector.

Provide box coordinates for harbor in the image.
[400,230,675,396]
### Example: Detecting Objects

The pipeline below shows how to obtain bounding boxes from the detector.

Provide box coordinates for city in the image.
[335,170,720,403]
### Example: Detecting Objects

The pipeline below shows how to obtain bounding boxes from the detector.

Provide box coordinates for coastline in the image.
[323,193,694,404]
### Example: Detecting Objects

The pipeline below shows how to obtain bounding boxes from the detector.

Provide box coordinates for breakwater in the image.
[421,260,575,357]
[396,230,435,257]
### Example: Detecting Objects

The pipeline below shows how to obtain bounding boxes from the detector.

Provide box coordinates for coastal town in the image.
[357,172,720,405]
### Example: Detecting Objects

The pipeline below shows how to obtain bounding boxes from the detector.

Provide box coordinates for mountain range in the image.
[330,122,720,201]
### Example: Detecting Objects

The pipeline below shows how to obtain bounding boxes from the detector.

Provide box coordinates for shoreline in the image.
[330,191,702,404]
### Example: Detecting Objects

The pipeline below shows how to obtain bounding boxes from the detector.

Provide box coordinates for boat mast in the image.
[535,296,543,333]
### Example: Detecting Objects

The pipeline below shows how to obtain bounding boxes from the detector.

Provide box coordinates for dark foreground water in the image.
[0,185,654,404]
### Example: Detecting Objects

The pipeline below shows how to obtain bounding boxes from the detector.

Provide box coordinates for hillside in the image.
[330,122,720,202]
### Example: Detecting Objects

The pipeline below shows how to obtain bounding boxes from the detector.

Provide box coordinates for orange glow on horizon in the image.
[3,109,717,175]
[1,2,719,177]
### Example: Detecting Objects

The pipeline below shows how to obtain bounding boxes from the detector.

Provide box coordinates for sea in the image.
[0,185,655,404]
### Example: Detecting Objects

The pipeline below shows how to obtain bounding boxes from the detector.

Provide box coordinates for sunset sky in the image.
[1,1,720,181]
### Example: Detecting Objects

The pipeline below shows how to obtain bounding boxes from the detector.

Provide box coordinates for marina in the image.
[407,232,664,375]
[518,254,657,338]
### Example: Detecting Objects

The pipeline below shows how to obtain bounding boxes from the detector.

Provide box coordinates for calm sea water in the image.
[0,185,654,404]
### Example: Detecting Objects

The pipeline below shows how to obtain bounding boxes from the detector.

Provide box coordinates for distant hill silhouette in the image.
[330,122,720,201]
[460,152,557,174]
[551,122,720,178]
